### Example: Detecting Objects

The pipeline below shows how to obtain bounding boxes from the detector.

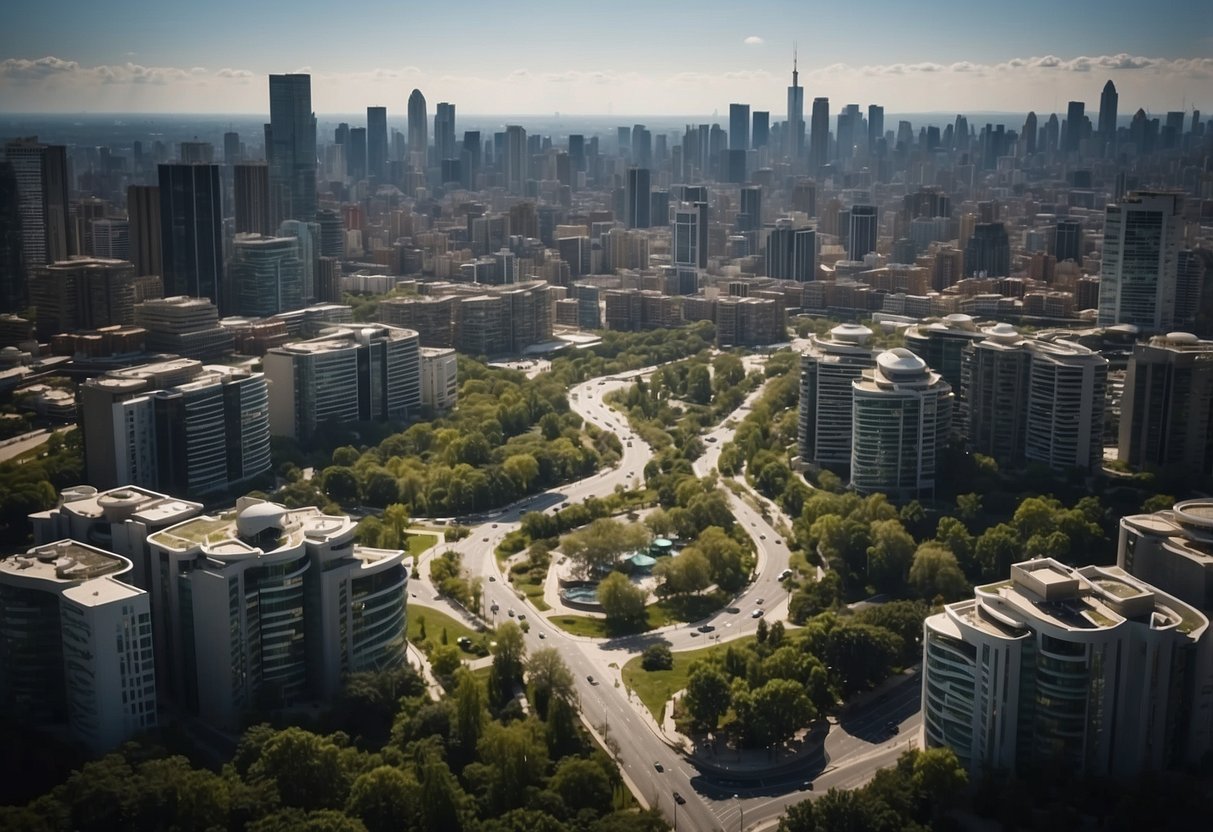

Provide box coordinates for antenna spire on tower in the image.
[793,43,799,86]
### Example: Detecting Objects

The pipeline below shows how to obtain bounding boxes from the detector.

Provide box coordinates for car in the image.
[759,534,767,540]
[886,721,900,735]
[489,575,496,582]
[654,762,664,772]
[538,632,546,639]
[705,436,717,443]
[587,675,597,685]
[508,609,516,617]
[517,614,526,621]
[779,569,793,580]
[756,598,765,605]
[775,539,782,545]
[751,609,765,618]
[673,792,686,805]
[689,631,700,637]
[492,523,498,528]
[491,603,500,613]
[457,636,472,649]
[483,537,490,542]
[627,441,633,447]
[698,623,716,633]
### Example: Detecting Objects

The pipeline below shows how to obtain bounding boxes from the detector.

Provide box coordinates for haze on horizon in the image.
[2,0,1211,116]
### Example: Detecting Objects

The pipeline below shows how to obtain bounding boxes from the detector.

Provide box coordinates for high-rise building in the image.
[1022,111,1038,156]
[1053,218,1083,264]
[867,105,884,152]
[964,222,1011,277]
[158,163,223,306]
[1118,332,1213,475]
[738,186,762,233]
[126,185,162,278]
[904,314,987,393]
[960,323,1031,465]
[1024,337,1107,472]
[407,89,428,168]
[0,540,156,753]
[810,97,830,175]
[3,138,71,277]
[28,257,137,339]
[0,161,23,312]
[574,282,602,329]
[625,168,651,229]
[847,204,878,260]
[366,106,388,181]
[233,162,271,235]
[434,102,456,163]
[787,53,805,162]
[1098,191,1185,333]
[1064,100,1086,152]
[729,103,750,151]
[672,201,708,270]
[347,127,367,182]
[1118,498,1213,614]
[798,323,876,468]
[90,218,130,260]
[504,125,527,195]
[923,557,1211,778]
[135,295,233,360]
[147,499,408,727]
[1098,80,1118,141]
[268,74,317,224]
[851,348,952,499]
[228,234,304,318]
[223,131,241,164]
[752,111,770,149]
[419,347,458,411]
[462,131,482,189]
[79,359,271,497]
[263,323,421,439]
[765,219,815,281]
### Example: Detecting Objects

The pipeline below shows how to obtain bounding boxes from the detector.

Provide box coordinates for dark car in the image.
[698,623,716,633]
[654,762,664,772]
[886,721,900,735]
[673,792,686,805]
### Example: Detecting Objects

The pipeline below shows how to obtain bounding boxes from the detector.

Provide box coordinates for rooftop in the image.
[0,540,131,586]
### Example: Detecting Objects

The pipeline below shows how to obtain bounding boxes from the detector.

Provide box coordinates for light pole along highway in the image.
[411,360,922,831]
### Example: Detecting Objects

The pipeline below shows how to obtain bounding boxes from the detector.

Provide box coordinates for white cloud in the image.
[743,36,764,46]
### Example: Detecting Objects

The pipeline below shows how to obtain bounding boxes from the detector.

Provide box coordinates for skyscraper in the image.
[366,106,388,181]
[672,202,708,270]
[786,52,805,162]
[964,222,1011,277]
[847,204,878,261]
[268,74,317,224]
[0,162,25,312]
[28,258,137,340]
[1098,191,1185,333]
[1064,100,1086,153]
[347,127,367,183]
[1022,111,1038,155]
[1024,338,1107,472]
[752,111,770,149]
[233,163,271,235]
[867,105,884,153]
[1118,332,1213,475]
[3,138,71,276]
[407,89,428,168]
[126,185,161,279]
[625,168,651,229]
[1098,80,1118,141]
[229,234,304,318]
[798,323,875,467]
[810,97,830,174]
[1053,219,1082,263]
[738,186,762,233]
[765,219,815,281]
[729,104,750,151]
[504,125,527,195]
[434,102,456,162]
[158,163,223,307]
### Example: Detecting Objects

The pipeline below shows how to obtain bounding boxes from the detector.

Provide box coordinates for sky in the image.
[1,0,1211,116]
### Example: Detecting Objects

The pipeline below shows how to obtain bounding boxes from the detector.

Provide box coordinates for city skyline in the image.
[2,1,1211,114]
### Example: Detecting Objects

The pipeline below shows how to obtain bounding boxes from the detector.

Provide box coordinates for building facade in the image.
[798,323,876,469]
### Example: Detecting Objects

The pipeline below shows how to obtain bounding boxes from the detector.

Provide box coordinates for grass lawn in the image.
[622,635,758,721]
[550,591,729,638]
[550,614,612,638]
[404,531,440,557]
[409,607,490,655]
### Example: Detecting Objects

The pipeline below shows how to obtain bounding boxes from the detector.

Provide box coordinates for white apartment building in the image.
[0,541,156,753]
[1098,190,1185,333]
[923,558,1211,779]
[263,323,421,439]
[797,323,876,468]
[851,348,952,499]
[419,346,459,411]
[1023,336,1107,472]
[148,499,409,728]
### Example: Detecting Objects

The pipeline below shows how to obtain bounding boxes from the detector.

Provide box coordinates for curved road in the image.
[412,363,921,831]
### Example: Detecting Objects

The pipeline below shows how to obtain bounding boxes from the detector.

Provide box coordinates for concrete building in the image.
[960,323,1031,465]
[904,314,987,394]
[147,499,409,727]
[798,323,876,469]
[851,348,952,499]
[766,219,816,282]
[1118,332,1213,476]
[378,295,455,347]
[1023,336,1107,472]
[923,558,1211,778]
[419,346,458,411]
[79,359,272,498]
[229,234,304,318]
[134,295,234,360]
[158,163,224,307]
[0,540,156,753]
[263,324,421,439]
[715,296,784,347]
[672,201,708,270]
[1118,499,1213,615]
[1098,191,1185,333]
[31,484,203,593]
[28,258,137,340]
[3,139,71,279]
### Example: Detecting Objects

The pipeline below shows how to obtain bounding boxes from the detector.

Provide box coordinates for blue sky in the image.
[2,0,1210,113]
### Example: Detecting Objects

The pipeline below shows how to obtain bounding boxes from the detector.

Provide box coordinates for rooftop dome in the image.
[236,502,287,539]
[830,323,874,344]
[877,348,927,376]
[1163,332,1199,345]
[984,322,1021,343]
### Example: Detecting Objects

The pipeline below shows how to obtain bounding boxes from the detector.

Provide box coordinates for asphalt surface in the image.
[411,362,923,831]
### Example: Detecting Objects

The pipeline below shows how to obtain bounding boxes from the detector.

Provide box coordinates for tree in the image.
[641,643,673,671]
[430,645,463,684]
[853,601,929,664]
[323,466,360,504]
[683,663,732,730]
[694,525,747,590]
[975,523,1021,581]
[955,492,982,522]
[866,520,915,592]
[750,678,816,745]
[453,669,486,756]
[490,622,527,705]
[561,519,651,579]
[1013,496,1061,541]
[644,508,676,537]
[685,364,712,404]
[911,747,968,809]
[246,727,351,811]
[549,757,614,817]
[363,470,400,508]
[713,353,746,390]
[382,503,410,548]
[934,516,974,573]
[597,572,647,627]
[345,767,421,832]
[526,648,575,719]
[909,543,969,601]
[1142,493,1175,514]
[653,547,711,595]
[503,454,540,493]
[824,621,902,696]
[475,720,549,813]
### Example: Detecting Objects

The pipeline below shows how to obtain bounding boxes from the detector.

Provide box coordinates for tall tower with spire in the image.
[1099,80,1119,141]
[787,46,805,163]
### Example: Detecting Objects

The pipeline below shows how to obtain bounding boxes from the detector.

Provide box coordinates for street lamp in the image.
[672,792,678,831]
[734,794,743,832]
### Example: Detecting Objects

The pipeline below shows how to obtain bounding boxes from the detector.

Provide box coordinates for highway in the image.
[410,360,922,830]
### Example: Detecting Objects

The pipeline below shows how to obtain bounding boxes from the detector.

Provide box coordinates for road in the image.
[410,361,922,830]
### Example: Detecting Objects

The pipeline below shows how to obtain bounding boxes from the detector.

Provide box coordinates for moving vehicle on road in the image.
[654,762,663,772]
[751,609,765,618]
[673,792,686,805]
